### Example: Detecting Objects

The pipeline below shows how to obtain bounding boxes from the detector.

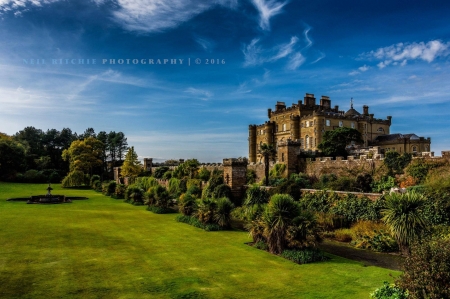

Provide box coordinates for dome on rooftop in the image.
[344,108,361,117]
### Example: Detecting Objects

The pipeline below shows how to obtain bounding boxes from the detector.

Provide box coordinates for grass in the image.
[0,182,400,298]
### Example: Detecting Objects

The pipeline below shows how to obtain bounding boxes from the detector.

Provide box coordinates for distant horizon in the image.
[1,0,450,162]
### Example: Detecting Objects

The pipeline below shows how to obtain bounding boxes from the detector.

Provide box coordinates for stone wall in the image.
[300,188,383,200]
[303,156,383,178]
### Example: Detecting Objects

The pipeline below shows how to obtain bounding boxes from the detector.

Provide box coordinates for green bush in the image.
[187,179,202,190]
[178,192,197,216]
[280,249,327,264]
[145,185,172,209]
[331,194,384,223]
[154,166,170,179]
[372,176,396,193]
[136,176,158,190]
[92,180,102,192]
[114,184,126,199]
[198,168,211,181]
[125,185,144,204]
[186,185,202,198]
[212,184,232,200]
[168,177,181,196]
[61,170,85,187]
[146,205,175,214]
[90,175,101,187]
[162,170,172,180]
[254,241,268,251]
[106,181,117,196]
[370,282,408,299]
[175,215,221,231]
[398,238,450,299]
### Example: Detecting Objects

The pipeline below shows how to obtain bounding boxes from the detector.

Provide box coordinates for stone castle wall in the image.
[303,156,383,178]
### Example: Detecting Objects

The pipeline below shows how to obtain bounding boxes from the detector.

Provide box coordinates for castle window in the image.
[326,119,330,126]
[283,123,287,131]
[305,135,309,148]
[281,153,285,162]
[412,146,417,152]
[301,123,304,128]
[377,127,384,132]
[351,122,355,129]
[260,130,263,135]
[310,121,314,127]
[305,122,309,128]
[339,121,343,127]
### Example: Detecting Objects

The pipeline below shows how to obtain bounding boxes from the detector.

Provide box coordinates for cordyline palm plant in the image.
[242,185,270,221]
[382,191,429,255]
[262,194,301,254]
[258,143,276,186]
[214,197,235,228]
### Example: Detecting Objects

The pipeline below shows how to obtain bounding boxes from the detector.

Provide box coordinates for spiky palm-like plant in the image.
[263,194,300,254]
[382,191,429,255]
[258,143,276,186]
[214,197,235,228]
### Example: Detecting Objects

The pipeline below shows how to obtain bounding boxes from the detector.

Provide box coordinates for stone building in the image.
[248,93,431,164]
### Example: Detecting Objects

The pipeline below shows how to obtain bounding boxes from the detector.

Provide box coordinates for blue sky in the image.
[1,0,449,162]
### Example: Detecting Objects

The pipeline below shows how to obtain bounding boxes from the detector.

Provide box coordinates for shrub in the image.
[146,185,172,209]
[197,168,211,181]
[214,197,234,228]
[398,238,450,299]
[90,175,101,187]
[316,212,350,230]
[333,229,353,242]
[212,184,232,200]
[351,221,398,252]
[331,194,383,223]
[153,166,170,179]
[178,192,197,216]
[298,191,334,213]
[280,249,327,264]
[246,169,257,184]
[48,171,61,184]
[93,180,102,192]
[355,173,373,192]
[162,171,172,180]
[136,176,158,190]
[114,184,126,199]
[186,185,202,198]
[175,215,221,231]
[106,181,117,196]
[372,176,396,193]
[61,170,85,187]
[370,282,408,299]
[23,169,47,183]
[125,185,144,204]
[167,177,180,196]
[187,179,202,190]
[146,205,175,214]
[254,241,268,251]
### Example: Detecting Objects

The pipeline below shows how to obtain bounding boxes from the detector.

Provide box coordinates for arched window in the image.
[283,123,287,131]
[412,146,417,152]
[305,135,309,148]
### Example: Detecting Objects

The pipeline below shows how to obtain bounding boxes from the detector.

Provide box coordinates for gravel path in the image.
[319,240,405,271]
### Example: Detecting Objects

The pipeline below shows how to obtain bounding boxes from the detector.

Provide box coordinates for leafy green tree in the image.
[259,143,276,186]
[121,146,142,180]
[318,127,363,157]
[62,137,104,176]
[384,151,412,176]
[0,139,26,179]
[382,191,429,255]
[154,166,170,179]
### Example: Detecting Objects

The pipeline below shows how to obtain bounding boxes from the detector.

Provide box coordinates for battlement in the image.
[223,158,248,166]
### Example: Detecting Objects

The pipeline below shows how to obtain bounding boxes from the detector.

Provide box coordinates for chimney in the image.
[304,93,316,106]
[363,105,369,115]
[320,96,331,109]
[334,105,339,112]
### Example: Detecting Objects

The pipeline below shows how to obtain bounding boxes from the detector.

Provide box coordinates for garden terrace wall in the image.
[300,189,383,200]
[303,156,383,178]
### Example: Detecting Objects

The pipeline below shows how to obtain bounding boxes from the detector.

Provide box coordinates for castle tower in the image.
[249,125,257,163]
[143,158,153,173]
[223,158,248,201]
[277,140,301,177]
[264,121,275,145]
[290,115,300,140]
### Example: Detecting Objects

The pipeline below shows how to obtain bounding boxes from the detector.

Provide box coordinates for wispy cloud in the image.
[361,40,450,69]
[251,0,288,31]
[184,87,213,101]
[0,0,61,13]
[111,0,236,33]
[348,64,370,76]
[243,35,306,70]
[194,36,215,52]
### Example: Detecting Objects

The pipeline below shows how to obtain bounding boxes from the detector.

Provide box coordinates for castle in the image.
[248,93,431,164]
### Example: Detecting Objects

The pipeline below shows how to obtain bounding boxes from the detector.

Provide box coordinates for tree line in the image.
[0,126,128,182]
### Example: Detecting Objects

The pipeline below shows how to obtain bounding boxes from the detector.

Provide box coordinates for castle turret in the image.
[290,115,300,140]
[248,125,257,163]
[264,121,275,145]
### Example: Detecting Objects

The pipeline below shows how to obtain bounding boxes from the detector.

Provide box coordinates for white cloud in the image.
[243,35,305,68]
[287,52,304,70]
[348,70,359,76]
[269,36,298,61]
[250,0,288,30]
[0,0,61,13]
[366,40,450,68]
[194,36,215,52]
[184,87,213,101]
[358,64,369,72]
[112,0,236,33]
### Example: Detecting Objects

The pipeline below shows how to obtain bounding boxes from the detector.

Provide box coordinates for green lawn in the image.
[0,182,400,298]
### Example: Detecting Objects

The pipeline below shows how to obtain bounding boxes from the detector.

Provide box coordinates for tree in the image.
[382,191,429,255]
[62,137,104,176]
[121,146,142,180]
[0,139,26,179]
[318,127,363,157]
[259,143,276,186]
[384,151,412,176]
